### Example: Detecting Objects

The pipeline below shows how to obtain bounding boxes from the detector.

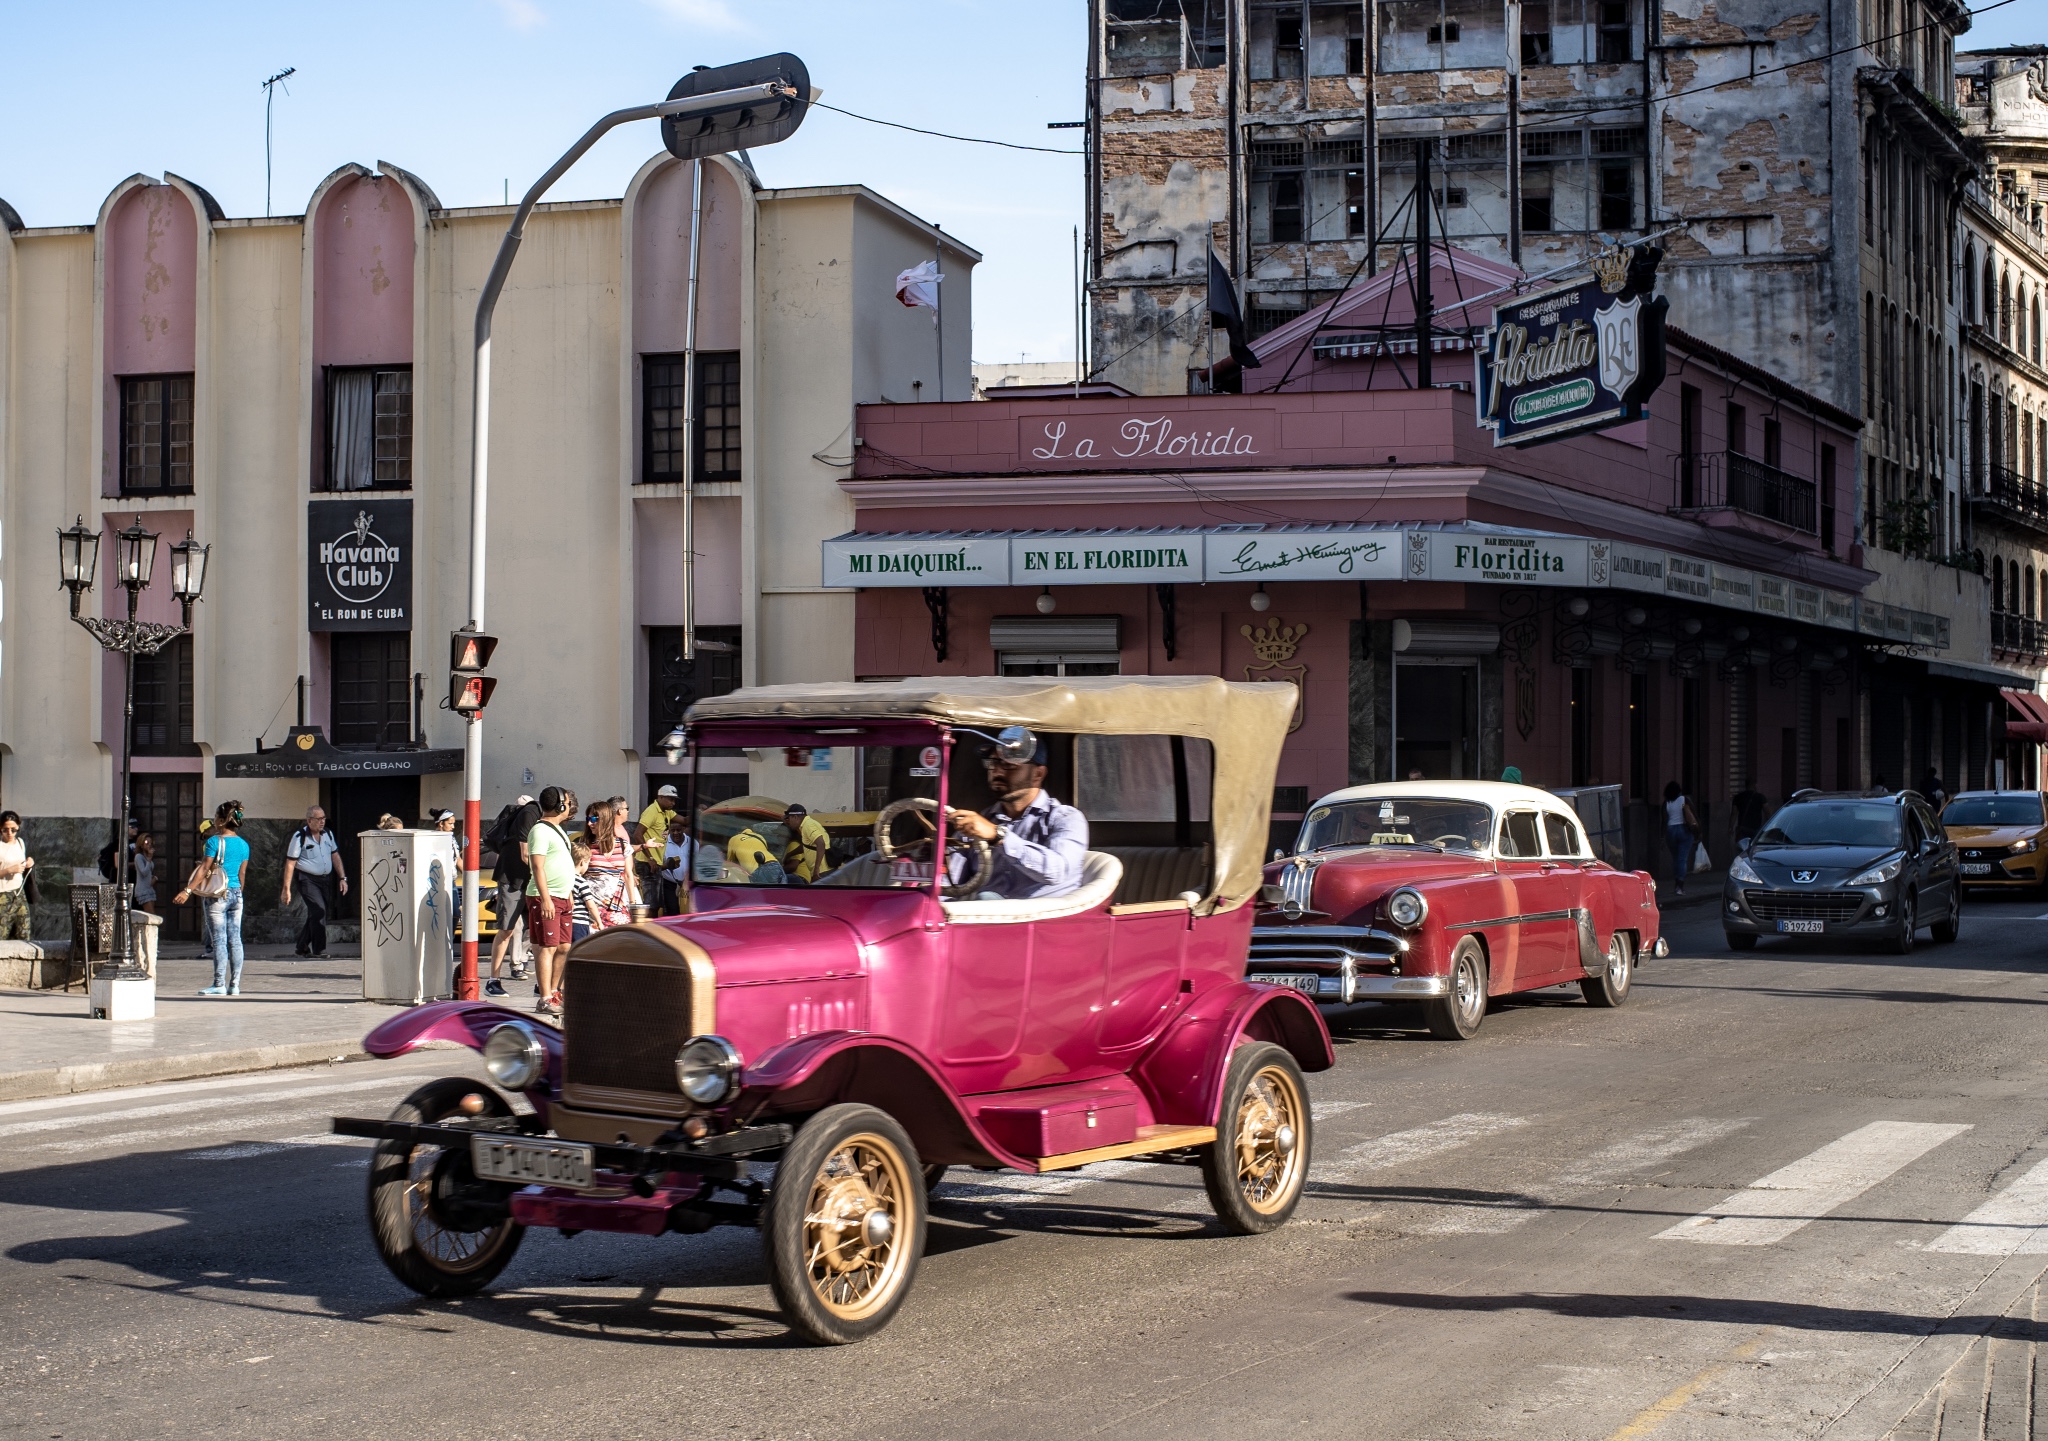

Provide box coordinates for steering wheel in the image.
[1429,834,1470,849]
[874,798,994,898]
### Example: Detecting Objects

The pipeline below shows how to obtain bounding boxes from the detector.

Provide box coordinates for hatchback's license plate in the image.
[1776,919,1825,934]
[1962,863,1993,876]
[472,1136,596,1190]
[1249,973,1320,995]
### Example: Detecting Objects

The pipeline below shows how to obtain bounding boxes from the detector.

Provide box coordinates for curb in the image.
[0,1038,374,1103]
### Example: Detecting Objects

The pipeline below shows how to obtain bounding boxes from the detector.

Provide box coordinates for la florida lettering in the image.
[1031,417,1262,461]
[843,548,983,577]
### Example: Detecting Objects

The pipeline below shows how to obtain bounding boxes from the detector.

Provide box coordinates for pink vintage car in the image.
[1247,781,1666,1039]
[335,676,1331,1344]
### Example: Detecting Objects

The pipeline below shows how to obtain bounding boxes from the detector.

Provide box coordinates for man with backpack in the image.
[484,793,540,998]
[280,806,348,958]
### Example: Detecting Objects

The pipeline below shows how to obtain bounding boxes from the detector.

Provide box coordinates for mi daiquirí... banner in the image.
[818,526,1938,643]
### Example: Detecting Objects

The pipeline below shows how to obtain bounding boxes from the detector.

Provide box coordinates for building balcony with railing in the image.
[1969,465,2048,539]
[1966,178,2048,262]
[1992,610,2048,659]
[1671,451,1822,545]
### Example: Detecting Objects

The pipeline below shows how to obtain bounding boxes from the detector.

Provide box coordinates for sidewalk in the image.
[0,944,427,1101]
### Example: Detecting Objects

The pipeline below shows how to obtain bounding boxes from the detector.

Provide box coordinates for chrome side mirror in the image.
[994,725,1038,763]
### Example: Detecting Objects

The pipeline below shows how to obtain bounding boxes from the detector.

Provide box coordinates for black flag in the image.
[1208,246,1260,370]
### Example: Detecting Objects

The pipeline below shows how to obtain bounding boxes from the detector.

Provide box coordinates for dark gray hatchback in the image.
[1722,790,1961,953]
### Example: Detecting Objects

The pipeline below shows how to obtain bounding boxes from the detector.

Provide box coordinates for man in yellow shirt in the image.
[639,785,678,912]
[727,825,781,883]
[782,803,831,882]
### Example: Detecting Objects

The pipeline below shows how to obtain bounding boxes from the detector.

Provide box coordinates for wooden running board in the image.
[1034,1123,1218,1173]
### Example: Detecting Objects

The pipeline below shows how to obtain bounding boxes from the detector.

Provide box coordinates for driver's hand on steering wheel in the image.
[947,808,1000,841]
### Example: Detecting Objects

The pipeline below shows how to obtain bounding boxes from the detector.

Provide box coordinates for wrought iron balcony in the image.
[1992,611,2048,659]
[1967,466,2048,540]
[1671,451,1818,535]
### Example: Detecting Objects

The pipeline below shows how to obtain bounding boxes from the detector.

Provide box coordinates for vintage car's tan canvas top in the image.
[687,675,1297,910]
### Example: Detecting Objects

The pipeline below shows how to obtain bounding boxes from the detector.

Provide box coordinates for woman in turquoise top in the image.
[179,801,251,996]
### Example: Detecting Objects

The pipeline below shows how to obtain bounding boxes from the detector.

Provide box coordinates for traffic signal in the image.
[449,630,498,714]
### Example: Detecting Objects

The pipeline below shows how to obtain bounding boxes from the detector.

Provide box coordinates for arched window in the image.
[2034,294,2043,365]
[1964,241,1977,321]
[1995,557,2006,611]
[1986,255,1999,329]
[2002,272,2014,346]
[2027,565,2036,619]
[2013,559,2023,612]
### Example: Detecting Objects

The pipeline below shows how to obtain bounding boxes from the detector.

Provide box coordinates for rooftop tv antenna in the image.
[262,67,296,217]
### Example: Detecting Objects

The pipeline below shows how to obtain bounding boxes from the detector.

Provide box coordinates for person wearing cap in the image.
[781,803,831,882]
[640,785,682,912]
[945,735,1088,899]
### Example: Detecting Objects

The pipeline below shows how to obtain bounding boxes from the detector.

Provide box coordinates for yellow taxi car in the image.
[1942,790,2048,890]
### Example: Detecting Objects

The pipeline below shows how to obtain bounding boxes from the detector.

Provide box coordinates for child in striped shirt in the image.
[568,840,597,946]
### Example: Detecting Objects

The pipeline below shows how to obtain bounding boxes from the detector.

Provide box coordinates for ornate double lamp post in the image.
[56,516,208,987]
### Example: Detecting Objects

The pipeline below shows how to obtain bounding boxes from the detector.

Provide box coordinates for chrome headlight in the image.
[2011,836,2040,854]
[481,1022,545,1091]
[1386,887,1428,929]
[1727,855,1763,885]
[674,1035,743,1105]
[1847,855,1904,887]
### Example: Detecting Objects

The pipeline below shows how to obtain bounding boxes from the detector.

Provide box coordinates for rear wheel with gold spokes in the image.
[1201,1043,1310,1234]
[763,1104,926,1344]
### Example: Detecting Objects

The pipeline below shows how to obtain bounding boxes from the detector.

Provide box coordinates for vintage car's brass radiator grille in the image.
[1743,889,1866,922]
[562,957,693,1100]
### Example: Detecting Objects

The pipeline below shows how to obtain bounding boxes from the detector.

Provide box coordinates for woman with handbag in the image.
[0,811,36,941]
[1662,780,1701,898]
[176,801,250,996]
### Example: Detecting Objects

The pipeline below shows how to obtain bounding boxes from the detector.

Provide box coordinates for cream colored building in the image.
[0,154,975,936]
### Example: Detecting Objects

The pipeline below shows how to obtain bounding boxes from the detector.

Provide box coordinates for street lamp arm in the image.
[472,81,792,349]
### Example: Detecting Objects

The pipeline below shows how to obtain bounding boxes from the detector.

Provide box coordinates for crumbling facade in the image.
[1956,46,2048,709]
[1087,0,1971,444]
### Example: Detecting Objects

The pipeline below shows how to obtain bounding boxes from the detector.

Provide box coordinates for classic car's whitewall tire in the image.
[367,1077,525,1298]
[763,1104,927,1345]
[1423,939,1488,1040]
[1580,932,1632,1008]
[1201,1042,1310,1234]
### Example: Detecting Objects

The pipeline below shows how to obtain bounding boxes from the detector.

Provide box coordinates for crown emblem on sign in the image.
[1591,246,1631,295]
[1241,617,1308,663]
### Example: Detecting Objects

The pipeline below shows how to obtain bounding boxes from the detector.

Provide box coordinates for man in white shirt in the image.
[0,810,34,942]
[660,818,698,904]
[280,806,348,958]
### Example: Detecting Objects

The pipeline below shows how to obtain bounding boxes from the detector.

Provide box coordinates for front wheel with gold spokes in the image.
[1201,1043,1311,1234]
[763,1104,926,1344]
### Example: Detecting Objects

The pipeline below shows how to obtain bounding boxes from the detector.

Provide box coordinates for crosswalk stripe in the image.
[1558,1119,1754,1187]
[0,1076,404,1140]
[936,1158,1161,1206]
[1656,1121,1971,1246]
[1313,1112,1528,1183]
[1311,1100,1371,1121]
[0,1063,381,1120]
[1925,1156,2048,1255]
[188,1133,368,1162]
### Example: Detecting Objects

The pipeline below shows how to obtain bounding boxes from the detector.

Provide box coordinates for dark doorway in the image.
[319,776,421,921]
[1836,715,1855,790]
[1394,660,1478,779]
[1780,728,1798,803]
[1570,667,1593,786]
[1628,671,1649,800]
[331,632,413,747]
[132,774,202,942]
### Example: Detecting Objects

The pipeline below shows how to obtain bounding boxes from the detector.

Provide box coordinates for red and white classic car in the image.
[1246,781,1666,1038]
[335,676,1332,1344]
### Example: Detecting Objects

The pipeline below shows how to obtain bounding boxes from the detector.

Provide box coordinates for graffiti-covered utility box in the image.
[358,829,457,1005]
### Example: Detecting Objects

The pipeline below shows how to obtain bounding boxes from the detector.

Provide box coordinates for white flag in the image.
[895,260,943,310]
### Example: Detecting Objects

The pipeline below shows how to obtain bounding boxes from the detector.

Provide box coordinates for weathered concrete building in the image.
[1956,45,2048,761]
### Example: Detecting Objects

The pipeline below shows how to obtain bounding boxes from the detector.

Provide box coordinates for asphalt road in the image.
[5,893,2047,1440]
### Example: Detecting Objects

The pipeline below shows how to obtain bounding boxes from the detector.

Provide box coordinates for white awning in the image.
[821,522,1945,648]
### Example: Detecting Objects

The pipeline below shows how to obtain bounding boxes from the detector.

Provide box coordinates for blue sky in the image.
[0,0,1089,364]
[2,1,2036,365]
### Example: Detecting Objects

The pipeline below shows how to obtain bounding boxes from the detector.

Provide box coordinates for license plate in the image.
[1962,863,1992,876]
[1776,918,1825,934]
[471,1136,596,1190]
[1249,973,1320,995]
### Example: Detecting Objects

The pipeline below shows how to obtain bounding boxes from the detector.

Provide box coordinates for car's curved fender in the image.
[731,1030,1030,1171]
[1136,983,1335,1128]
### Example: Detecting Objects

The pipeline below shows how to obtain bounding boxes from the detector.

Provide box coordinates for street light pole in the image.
[56,518,207,996]
[455,79,797,1001]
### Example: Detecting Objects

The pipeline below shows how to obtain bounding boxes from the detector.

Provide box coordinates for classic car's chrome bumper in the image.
[1248,926,1440,1004]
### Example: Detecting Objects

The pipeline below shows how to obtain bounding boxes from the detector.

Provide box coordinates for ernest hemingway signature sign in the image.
[1022,411,1275,468]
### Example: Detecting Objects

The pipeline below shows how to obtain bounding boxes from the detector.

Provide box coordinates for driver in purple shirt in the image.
[946,735,1089,899]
